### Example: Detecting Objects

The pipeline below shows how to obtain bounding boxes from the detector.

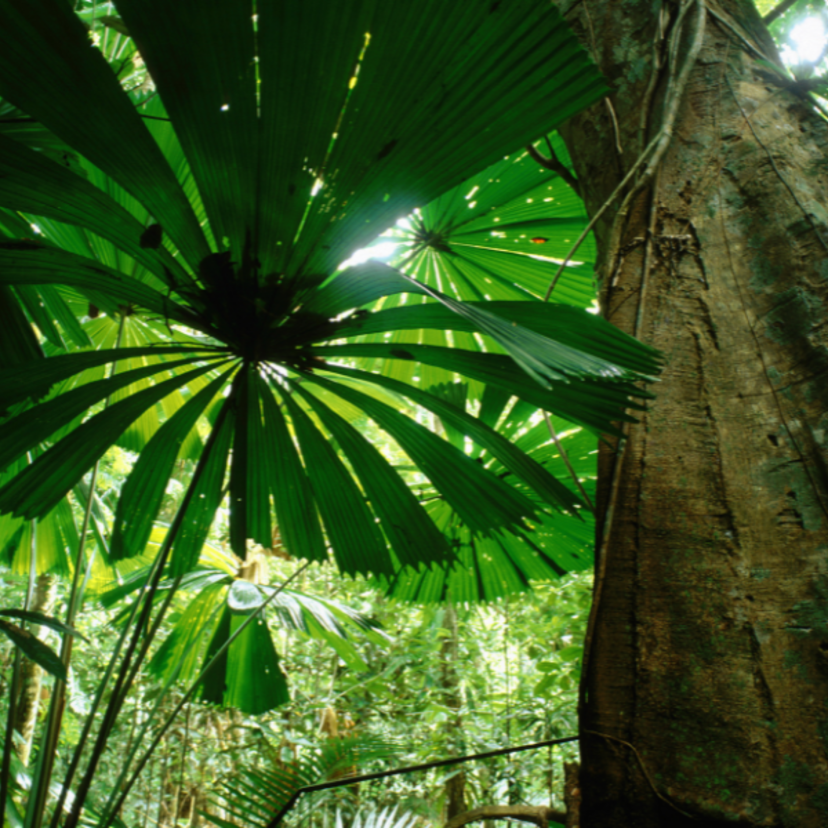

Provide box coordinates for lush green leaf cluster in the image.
[0,0,660,825]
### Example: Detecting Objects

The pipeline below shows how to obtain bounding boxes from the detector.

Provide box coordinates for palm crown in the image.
[0,0,659,586]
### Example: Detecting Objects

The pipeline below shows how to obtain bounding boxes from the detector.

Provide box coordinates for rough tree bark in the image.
[553,1,828,826]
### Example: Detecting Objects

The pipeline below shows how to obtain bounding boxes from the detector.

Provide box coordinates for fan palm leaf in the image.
[0,0,658,583]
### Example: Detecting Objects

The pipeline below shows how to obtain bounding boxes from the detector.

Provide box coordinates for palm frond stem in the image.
[61,398,235,828]
[543,412,593,512]
[38,314,129,828]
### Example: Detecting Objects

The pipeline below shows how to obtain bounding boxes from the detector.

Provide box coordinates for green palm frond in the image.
[381,384,596,604]
[0,0,657,584]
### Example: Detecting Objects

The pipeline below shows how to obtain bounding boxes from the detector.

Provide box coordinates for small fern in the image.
[202,735,400,828]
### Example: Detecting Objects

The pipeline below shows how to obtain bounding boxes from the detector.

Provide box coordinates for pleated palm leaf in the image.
[342,142,607,601]
[356,133,595,332]
[0,0,659,583]
[383,383,597,603]
[293,138,605,602]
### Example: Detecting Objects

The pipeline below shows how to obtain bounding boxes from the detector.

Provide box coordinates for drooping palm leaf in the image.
[100,539,390,714]
[0,609,86,680]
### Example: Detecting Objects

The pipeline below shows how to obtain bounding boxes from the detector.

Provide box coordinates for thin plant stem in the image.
[542,132,661,301]
[0,512,37,818]
[33,315,127,828]
[763,0,801,25]
[49,542,167,828]
[102,561,312,827]
[96,579,204,820]
[61,397,235,828]
[172,701,192,825]
[105,572,185,729]
[154,744,170,828]
[542,413,594,512]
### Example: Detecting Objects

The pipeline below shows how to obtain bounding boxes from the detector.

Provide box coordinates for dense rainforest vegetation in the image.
[0,1,826,827]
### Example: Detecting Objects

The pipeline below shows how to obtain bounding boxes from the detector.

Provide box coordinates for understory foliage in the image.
[0,558,591,827]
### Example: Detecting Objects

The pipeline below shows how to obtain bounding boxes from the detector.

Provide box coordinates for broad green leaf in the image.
[0,242,194,324]
[333,301,661,378]
[314,262,649,390]
[312,342,646,437]
[0,362,219,519]
[115,0,258,262]
[241,367,273,549]
[14,283,66,350]
[110,366,235,561]
[228,367,262,557]
[303,261,415,319]
[386,135,597,308]
[0,618,66,680]
[299,371,538,536]
[257,377,327,566]
[169,399,236,577]
[0,0,210,268]
[199,605,289,715]
[147,581,227,682]
[0,284,43,366]
[279,382,390,577]
[0,345,219,411]
[1,484,76,578]
[0,609,87,641]
[227,580,266,614]
[0,132,194,288]
[292,2,609,274]
[0,356,222,472]
[317,364,582,514]
[293,379,451,569]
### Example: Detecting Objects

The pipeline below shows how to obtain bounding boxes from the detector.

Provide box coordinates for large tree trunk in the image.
[554,1,828,826]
